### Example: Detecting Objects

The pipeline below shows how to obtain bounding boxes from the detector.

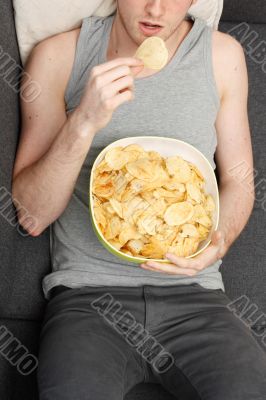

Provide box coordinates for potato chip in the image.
[141,237,169,259]
[154,229,177,247]
[153,188,183,199]
[204,194,216,214]
[134,36,168,70]
[179,223,199,238]
[186,182,203,204]
[93,182,114,199]
[123,144,145,154]
[191,204,212,228]
[95,159,113,173]
[125,239,145,255]
[92,144,216,259]
[182,237,200,257]
[147,150,163,161]
[118,223,142,246]
[136,211,162,235]
[164,194,186,204]
[196,223,209,240]
[105,147,138,170]
[188,162,205,182]
[93,171,113,186]
[109,198,124,219]
[123,196,149,220]
[167,237,185,257]
[105,216,122,240]
[126,158,157,181]
[94,205,107,231]
[108,239,123,250]
[164,201,194,226]
[148,198,168,218]
[163,179,185,192]
[165,156,192,183]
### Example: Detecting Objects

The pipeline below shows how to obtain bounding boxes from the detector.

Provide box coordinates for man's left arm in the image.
[140,35,255,275]
[214,34,255,254]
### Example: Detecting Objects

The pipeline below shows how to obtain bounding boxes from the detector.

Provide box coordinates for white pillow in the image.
[188,0,223,31]
[13,0,223,67]
[13,0,116,66]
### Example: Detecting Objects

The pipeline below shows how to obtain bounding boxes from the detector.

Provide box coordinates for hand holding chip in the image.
[140,229,227,276]
[74,57,144,135]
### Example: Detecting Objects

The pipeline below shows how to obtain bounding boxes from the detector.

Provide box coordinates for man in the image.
[12,0,266,398]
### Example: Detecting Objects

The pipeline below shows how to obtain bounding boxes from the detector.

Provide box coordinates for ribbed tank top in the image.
[42,12,225,300]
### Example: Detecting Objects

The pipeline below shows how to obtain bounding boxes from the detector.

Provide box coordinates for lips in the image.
[140,21,162,28]
[139,22,163,35]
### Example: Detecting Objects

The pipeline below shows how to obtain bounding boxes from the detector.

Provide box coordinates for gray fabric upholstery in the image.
[0,0,265,398]
[219,20,266,315]
[0,319,40,400]
[222,0,266,23]
[0,1,51,321]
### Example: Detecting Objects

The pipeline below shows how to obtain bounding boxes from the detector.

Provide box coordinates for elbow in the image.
[11,186,44,237]
[22,223,44,237]
[17,213,44,237]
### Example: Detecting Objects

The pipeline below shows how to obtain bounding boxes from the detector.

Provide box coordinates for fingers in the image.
[88,58,143,109]
[139,241,223,276]
[110,89,134,109]
[94,65,134,89]
[140,262,199,276]
[100,75,134,98]
[91,57,144,77]
[163,253,196,269]
[130,64,145,77]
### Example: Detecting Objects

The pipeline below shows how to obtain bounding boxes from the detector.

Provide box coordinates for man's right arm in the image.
[12,30,96,237]
[12,32,143,237]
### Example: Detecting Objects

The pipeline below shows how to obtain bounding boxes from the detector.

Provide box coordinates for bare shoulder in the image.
[28,27,81,97]
[211,30,247,102]
[212,29,244,52]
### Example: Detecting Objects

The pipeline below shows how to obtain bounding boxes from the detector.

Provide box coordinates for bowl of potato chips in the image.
[89,137,219,264]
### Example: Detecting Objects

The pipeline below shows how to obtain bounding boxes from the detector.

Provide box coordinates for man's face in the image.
[116,0,195,45]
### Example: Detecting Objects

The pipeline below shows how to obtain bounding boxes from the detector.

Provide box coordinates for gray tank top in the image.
[42,12,225,300]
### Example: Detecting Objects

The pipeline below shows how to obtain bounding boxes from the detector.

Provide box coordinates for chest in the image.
[124,33,224,104]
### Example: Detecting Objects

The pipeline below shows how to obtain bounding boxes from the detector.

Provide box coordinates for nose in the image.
[145,0,164,18]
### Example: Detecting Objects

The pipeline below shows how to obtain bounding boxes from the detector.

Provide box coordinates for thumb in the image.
[131,64,144,77]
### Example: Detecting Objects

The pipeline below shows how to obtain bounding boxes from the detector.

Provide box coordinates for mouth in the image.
[139,21,163,35]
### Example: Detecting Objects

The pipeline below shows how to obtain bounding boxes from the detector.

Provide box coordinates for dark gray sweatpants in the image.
[37,283,266,399]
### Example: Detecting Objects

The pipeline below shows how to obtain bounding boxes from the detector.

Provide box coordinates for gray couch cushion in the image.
[223,0,266,23]
[0,0,50,320]
[219,20,266,317]
[0,319,40,400]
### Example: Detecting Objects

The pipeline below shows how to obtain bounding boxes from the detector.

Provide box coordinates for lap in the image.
[37,288,144,400]
[148,287,266,399]
[37,284,266,400]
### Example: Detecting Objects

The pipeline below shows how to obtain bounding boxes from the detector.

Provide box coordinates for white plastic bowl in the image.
[89,136,219,264]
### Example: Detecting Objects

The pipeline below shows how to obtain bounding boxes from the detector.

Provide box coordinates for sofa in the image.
[0,0,266,398]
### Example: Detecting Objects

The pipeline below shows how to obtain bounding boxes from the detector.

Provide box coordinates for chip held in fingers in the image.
[134,36,169,70]
[90,141,218,261]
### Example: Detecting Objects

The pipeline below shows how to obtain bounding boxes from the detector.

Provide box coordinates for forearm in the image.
[217,179,255,253]
[12,112,96,236]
